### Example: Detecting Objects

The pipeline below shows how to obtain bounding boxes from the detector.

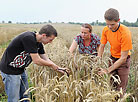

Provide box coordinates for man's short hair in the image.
[104,8,119,22]
[82,23,92,33]
[39,24,57,37]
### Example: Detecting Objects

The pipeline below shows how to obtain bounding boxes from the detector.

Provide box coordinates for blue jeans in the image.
[1,71,29,102]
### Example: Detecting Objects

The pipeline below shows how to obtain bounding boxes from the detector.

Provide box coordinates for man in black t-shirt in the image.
[0,24,69,102]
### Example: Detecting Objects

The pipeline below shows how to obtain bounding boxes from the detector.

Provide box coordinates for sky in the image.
[0,0,138,23]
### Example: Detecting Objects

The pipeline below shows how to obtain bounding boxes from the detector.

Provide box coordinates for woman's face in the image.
[80,27,91,40]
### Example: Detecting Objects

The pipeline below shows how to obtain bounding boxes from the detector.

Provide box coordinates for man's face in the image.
[41,34,55,44]
[105,19,120,31]
[80,27,91,40]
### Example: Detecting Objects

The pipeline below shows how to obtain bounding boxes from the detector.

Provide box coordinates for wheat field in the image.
[0,23,138,102]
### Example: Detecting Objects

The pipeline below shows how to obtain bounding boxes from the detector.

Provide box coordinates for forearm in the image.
[31,53,70,74]
[96,45,100,52]
[39,54,58,70]
[33,58,50,66]
[108,58,126,73]
[98,44,105,57]
[98,50,129,75]
[69,40,77,54]
[46,58,57,67]
[33,57,58,70]
[108,50,129,73]
[69,48,74,54]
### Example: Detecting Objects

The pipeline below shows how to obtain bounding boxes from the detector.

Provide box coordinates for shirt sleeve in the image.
[95,34,101,45]
[22,35,38,53]
[121,30,132,51]
[100,28,108,45]
[37,43,45,54]
[74,35,80,44]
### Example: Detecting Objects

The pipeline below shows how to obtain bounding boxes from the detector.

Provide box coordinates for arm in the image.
[98,50,129,75]
[108,50,129,73]
[39,53,70,74]
[30,53,58,70]
[98,44,105,57]
[30,53,70,74]
[69,40,78,55]
[39,53,58,68]
[96,44,100,52]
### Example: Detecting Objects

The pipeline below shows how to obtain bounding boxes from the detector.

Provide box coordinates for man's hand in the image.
[56,67,70,76]
[98,68,109,76]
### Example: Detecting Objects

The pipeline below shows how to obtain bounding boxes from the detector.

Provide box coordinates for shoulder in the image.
[74,34,82,44]
[75,34,81,40]
[118,24,132,41]
[20,31,36,40]
[21,31,35,37]
[91,34,100,40]
[102,26,109,32]
[18,31,37,45]
[76,34,81,38]
[10,31,34,43]
[119,24,130,33]
[104,26,109,30]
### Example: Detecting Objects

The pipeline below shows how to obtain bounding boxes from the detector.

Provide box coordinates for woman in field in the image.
[69,23,100,56]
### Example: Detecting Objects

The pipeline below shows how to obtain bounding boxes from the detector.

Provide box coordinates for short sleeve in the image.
[100,27,108,44]
[22,35,38,53]
[95,34,101,45]
[74,35,81,44]
[121,30,132,51]
[37,43,45,54]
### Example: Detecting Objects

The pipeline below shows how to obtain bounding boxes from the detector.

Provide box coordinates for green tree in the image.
[136,18,138,22]
[8,21,12,23]
[48,20,52,23]
[2,21,5,23]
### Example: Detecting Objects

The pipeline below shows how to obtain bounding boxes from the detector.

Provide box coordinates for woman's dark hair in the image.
[39,24,57,37]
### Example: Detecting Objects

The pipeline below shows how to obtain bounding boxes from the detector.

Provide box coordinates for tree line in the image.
[69,18,138,27]
[1,18,138,27]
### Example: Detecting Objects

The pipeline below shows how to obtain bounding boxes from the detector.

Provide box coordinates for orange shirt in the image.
[100,24,132,58]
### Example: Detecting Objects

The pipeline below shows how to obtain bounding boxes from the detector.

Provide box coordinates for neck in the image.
[36,33,42,42]
[112,23,120,32]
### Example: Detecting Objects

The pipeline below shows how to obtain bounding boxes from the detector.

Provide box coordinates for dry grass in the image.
[0,23,137,102]
[26,37,133,102]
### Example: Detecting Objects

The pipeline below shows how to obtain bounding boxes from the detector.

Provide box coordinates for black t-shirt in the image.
[0,31,45,75]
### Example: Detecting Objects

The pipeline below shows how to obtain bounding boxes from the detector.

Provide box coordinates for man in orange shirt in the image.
[98,8,132,95]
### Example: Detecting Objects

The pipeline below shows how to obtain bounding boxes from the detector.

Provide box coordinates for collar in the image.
[112,23,120,32]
